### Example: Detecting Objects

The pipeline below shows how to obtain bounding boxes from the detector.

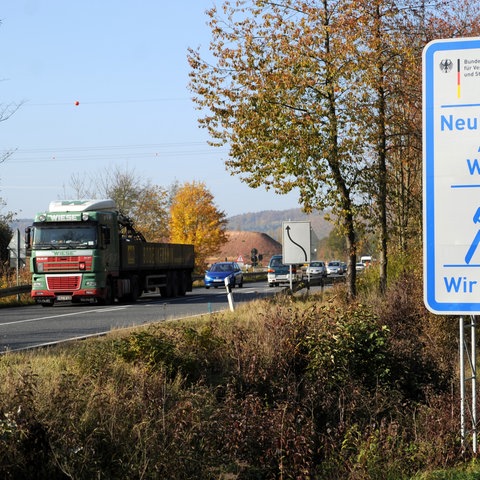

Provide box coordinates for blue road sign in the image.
[423,37,480,314]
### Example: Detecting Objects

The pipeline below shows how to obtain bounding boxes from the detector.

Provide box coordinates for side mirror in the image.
[25,226,32,252]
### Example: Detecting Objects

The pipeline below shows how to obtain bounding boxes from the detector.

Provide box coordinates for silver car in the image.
[306,261,327,278]
[327,261,343,275]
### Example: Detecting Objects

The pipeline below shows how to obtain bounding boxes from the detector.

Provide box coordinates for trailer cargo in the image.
[25,199,194,306]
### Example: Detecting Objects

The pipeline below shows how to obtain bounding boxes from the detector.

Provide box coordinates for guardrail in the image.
[0,273,344,299]
[0,285,32,298]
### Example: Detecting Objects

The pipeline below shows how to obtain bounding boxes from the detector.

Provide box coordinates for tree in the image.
[0,220,12,265]
[169,181,228,271]
[188,0,367,298]
[128,185,170,242]
[0,199,14,270]
[68,165,170,241]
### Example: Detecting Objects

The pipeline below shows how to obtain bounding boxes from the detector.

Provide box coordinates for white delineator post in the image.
[224,276,235,312]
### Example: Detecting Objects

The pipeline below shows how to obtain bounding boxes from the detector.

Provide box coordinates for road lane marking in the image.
[0,305,131,327]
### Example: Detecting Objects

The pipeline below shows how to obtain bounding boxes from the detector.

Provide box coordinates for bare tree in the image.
[66,164,171,241]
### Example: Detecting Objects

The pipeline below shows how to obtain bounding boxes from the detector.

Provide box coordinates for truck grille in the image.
[37,256,92,272]
[46,275,81,291]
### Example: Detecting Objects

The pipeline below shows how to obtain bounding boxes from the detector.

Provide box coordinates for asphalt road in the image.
[0,280,328,353]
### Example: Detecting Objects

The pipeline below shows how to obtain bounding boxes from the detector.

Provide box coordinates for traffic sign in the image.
[282,221,311,264]
[423,37,480,314]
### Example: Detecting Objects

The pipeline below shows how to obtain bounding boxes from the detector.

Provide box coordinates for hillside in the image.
[208,230,282,264]
[227,208,333,243]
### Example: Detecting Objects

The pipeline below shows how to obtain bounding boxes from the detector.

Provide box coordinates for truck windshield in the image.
[32,225,97,249]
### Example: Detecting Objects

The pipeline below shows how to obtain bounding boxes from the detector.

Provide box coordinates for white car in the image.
[356,262,366,273]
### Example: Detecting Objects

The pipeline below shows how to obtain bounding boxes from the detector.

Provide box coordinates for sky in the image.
[0,1,301,219]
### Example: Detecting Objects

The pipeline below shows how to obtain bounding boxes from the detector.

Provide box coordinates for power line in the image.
[1,141,228,164]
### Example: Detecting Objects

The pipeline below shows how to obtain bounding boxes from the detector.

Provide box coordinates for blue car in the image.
[204,262,244,289]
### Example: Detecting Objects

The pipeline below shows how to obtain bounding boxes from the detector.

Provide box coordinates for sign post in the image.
[423,37,480,454]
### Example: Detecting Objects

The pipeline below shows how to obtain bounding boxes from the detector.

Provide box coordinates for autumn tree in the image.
[189,0,367,298]
[348,0,416,293]
[360,0,480,290]
[351,0,468,293]
[169,181,228,272]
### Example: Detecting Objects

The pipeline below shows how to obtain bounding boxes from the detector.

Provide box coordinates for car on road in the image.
[204,262,244,289]
[327,260,344,275]
[267,255,299,287]
[306,261,327,278]
[356,262,366,273]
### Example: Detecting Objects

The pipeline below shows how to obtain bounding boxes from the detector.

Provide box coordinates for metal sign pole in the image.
[471,315,477,453]
[459,315,478,454]
[460,316,466,452]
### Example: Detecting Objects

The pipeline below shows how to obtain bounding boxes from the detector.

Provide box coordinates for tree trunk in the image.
[345,211,357,299]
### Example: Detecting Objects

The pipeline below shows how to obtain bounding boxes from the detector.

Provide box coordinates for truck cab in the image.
[27,200,119,306]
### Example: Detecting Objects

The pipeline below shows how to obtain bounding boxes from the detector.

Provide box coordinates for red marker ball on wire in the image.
[74,100,80,106]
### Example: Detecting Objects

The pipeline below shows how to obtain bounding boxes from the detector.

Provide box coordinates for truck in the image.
[25,199,195,306]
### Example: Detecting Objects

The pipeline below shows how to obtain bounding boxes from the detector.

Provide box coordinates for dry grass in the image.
[0,268,34,306]
[0,274,466,479]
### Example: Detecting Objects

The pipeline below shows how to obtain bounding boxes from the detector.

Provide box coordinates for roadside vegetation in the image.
[1,255,477,479]
[1,0,480,477]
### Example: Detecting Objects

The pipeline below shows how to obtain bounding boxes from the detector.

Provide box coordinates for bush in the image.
[0,269,465,479]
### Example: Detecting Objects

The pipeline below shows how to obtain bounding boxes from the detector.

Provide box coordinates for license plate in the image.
[57,295,72,301]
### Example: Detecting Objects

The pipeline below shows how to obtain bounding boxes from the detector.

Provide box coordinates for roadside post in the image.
[8,229,25,302]
[224,276,235,312]
[423,37,480,454]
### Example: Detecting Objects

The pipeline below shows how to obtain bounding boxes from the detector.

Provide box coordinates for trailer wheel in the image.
[123,275,140,303]
[130,276,140,302]
[171,272,180,297]
[160,279,174,298]
[178,271,187,296]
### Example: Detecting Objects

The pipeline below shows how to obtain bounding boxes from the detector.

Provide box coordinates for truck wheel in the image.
[125,275,140,302]
[99,278,115,305]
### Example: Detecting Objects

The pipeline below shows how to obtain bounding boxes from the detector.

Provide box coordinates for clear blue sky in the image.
[0,1,300,219]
